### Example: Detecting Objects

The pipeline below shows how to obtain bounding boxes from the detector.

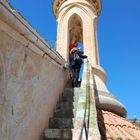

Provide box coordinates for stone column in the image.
[56,18,69,60]
[83,17,97,65]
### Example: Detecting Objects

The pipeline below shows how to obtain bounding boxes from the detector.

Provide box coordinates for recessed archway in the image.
[68,14,83,44]
[56,3,98,64]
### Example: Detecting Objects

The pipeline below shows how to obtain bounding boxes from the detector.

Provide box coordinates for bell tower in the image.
[53,0,126,117]
[53,0,101,64]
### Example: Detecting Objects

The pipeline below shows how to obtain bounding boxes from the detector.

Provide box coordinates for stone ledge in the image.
[96,94,127,117]
[0,1,66,66]
[96,90,118,100]
[44,129,72,139]
[91,64,107,82]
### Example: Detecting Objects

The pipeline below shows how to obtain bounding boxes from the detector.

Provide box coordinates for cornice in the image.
[52,0,101,17]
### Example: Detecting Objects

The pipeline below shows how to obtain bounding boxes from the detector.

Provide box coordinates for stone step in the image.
[62,91,74,99]
[49,118,73,129]
[63,87,80,95]
[65,80,73,88]
[61,95,74,101]
[62,88,79,101]
[54,109,74,118]
[56,104,74,111]
[57,102,74,110]
[55,105,76,117]
[57,100,78,110]
[60,96,74,102]
[44,129,72,140]
[63,88,74,95]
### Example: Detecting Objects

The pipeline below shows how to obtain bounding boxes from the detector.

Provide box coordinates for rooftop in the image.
[97,109,140,139]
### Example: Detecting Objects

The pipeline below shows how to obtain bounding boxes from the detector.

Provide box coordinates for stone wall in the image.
[0,1,69,140]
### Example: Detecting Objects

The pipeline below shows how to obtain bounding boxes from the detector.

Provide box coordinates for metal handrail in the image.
[79,59,91,140]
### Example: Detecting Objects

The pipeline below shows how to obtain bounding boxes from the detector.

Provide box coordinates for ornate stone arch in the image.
[56,5,97,63]
[58,3,96,22]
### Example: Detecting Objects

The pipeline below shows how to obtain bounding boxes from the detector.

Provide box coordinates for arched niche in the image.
[56,5,97,64]
[68,14,83,44]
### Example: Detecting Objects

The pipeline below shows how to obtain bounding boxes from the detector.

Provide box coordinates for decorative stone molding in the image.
[95,89,127,117]
[91,64,127,117]
[53,0,101,17]
[91,64,107,82]
[97,90,118,100]
[96,93,127,117]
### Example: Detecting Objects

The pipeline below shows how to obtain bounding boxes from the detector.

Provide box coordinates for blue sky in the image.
[9,0,140,119]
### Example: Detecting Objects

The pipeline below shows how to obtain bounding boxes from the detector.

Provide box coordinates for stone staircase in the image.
[41,82,80,140]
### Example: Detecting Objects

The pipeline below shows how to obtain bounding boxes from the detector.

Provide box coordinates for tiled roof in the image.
[97,109,140,140]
